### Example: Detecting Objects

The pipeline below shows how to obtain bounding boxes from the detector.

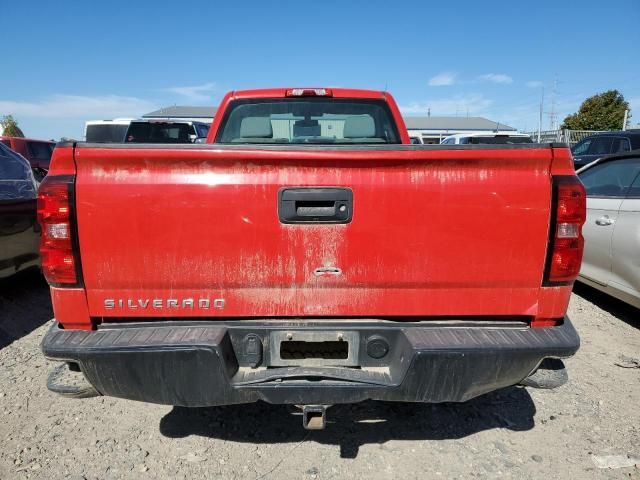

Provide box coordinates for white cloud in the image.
[162,82,217,101]
[526,80,543,88]
[428,72,457,87]
[0,94,157,119]
[478,73,513,84]
[400,94,493,115]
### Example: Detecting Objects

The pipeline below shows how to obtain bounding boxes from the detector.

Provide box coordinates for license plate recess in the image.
[269,331,360,367]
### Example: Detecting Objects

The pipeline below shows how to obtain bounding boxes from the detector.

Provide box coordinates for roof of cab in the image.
[228,88,387,100]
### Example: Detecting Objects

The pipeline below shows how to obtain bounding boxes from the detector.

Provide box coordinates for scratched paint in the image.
[72,146,572,322]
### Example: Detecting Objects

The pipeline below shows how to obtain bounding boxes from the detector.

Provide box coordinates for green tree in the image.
[0,115,25,137]
[561,90,630,130]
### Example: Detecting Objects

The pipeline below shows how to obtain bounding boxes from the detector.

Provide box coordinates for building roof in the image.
[143,106,217,119]
[404,116,516,132]
[141,108,516,133]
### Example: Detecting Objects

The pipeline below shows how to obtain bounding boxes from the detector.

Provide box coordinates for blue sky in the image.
[1,0,638,140]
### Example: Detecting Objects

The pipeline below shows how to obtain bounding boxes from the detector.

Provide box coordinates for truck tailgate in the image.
[74,145,553,319]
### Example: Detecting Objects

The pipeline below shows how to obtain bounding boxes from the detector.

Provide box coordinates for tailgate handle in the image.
[296,201,336,217]
[278,188,353,224]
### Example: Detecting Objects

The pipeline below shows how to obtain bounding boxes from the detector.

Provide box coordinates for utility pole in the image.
[547,76,558,130]
[538,86,545,142]
[622,109,629,131]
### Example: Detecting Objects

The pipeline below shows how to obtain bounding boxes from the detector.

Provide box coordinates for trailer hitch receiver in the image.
[301,405,329,430]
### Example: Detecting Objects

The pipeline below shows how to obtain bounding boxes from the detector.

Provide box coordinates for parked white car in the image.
[440,132,532,145]
[577,150,640,308]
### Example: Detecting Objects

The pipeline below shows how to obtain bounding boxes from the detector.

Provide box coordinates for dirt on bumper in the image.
[41,318,580,407]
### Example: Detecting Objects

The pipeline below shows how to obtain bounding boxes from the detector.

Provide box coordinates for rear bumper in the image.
[42,318,580,406]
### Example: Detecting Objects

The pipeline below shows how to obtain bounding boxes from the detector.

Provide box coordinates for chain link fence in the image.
[524,129,607,146]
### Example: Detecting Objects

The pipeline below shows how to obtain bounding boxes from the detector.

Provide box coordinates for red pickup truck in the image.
[39,88,584,429]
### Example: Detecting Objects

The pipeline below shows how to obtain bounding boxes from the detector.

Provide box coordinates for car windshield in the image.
[216,99,401,144]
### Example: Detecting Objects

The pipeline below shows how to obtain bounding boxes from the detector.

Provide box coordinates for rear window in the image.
[27,141,54,161]
[126,122,193,143]
[86,124,129,143]
[216,99,401,144]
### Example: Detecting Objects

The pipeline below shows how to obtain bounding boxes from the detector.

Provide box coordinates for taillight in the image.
[285,88,333,97]
[37,175,81,286]
[543,176,586,285]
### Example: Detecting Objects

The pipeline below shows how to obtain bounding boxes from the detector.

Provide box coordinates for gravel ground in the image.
[0,270,638,479]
